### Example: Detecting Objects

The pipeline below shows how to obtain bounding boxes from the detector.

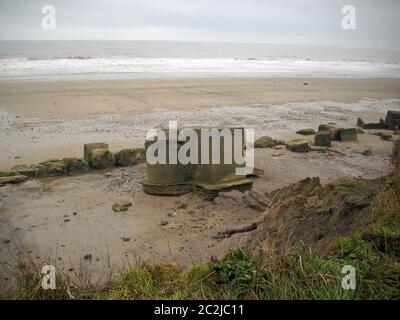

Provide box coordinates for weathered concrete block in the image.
[314,131,332,147]
[84,143,109,162]
[89,149,114,169]
[114,148,138,166]
[286,139,310,152]
[338,128,358,142]
[318,124,339,140]
[63,157,90,173]
[296,128,315,135]
[385,111,400,130]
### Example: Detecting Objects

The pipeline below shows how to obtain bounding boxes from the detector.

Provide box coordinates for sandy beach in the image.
[1,76,400,287]
[1,77,400,170]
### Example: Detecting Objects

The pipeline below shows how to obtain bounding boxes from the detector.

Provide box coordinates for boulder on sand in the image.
[296,128,315,136]
[314,131,332,147]
[254,136,285,148]
[338,128,358,142]
[385,111,400,130]
[286,139,310,153]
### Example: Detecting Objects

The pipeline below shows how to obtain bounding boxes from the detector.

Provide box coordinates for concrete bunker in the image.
[142,126,254,197]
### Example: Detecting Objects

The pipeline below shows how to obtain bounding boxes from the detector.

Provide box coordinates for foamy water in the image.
[1,41,400,81]
[1,57,400,80]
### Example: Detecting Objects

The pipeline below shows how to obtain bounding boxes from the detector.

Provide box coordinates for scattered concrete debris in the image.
[286,139,310,153]
[112,201,132,212]
[357,117,387,129]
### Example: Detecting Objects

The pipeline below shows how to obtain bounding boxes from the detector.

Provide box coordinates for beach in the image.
[1,77,400,170]
[1,75,400,286]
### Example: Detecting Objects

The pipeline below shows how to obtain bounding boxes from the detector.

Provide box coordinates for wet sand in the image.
[1,77,400,170]
[0,134,396,286]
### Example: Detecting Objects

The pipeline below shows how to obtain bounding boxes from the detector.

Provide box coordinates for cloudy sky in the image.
[0,0,399,50]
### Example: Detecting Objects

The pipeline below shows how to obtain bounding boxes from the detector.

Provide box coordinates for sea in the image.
[1,40,400,81]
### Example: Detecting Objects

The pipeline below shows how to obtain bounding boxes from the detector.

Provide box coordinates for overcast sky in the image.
[0,0,399,50]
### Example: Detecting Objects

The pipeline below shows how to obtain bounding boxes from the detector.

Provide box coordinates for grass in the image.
[2,141,400,300]
[0,171,18,177]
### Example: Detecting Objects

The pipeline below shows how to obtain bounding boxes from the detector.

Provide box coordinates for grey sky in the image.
[0,0,399,50]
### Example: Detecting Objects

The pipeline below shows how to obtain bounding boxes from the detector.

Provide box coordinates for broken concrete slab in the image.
[254,136,284,148]
[286,139,310,153]
[314,131,332,147]
[385,111,400,130]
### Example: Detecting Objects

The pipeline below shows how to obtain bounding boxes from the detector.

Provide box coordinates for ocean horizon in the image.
[1,40,400,81]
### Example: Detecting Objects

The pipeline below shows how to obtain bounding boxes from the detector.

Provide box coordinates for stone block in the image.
[338,128,358,142]
[286,139,310,152]
[314,131,332,147]
[84,143,109,162]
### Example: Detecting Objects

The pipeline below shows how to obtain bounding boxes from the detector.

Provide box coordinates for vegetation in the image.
[3,142,400,300]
